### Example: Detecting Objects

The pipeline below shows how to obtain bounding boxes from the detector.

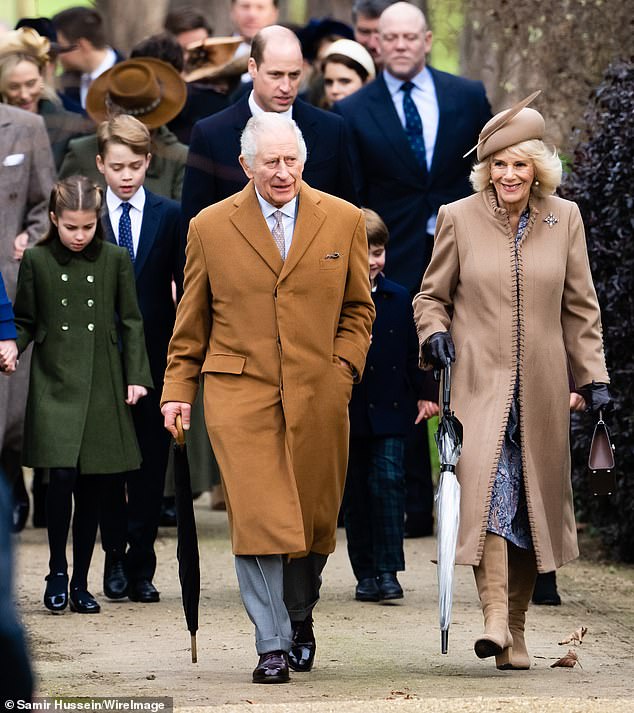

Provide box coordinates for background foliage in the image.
[563,58,634,562]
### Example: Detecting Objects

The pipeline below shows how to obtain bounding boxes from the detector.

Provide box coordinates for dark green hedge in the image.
[563,58,634,562]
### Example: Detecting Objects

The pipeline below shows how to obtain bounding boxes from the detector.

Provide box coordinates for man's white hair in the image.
[240,113,308,168]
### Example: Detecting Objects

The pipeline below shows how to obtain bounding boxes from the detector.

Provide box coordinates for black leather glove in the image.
[423,331,455,369]
[579,381,612,414]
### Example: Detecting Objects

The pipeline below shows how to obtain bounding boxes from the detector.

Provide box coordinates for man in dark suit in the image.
[97,115,183,603]
[334,1,491,538]
[334,1,491,295]
[182,24,356,226]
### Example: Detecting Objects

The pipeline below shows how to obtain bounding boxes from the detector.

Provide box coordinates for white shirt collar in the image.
[248,90,293,119]
[88,47,117,82]
[106,185,146,214]
[254,187,297,220]
[383,65,433,98]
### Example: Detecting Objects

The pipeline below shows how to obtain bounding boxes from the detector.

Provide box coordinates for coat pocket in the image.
[202,353,246,374]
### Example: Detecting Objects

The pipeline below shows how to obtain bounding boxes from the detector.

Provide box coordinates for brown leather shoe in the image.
[252,651,290,684]
[288,616,316,672]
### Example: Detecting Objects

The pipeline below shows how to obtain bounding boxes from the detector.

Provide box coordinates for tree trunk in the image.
[95,0,171,55]
[460,0,634,152]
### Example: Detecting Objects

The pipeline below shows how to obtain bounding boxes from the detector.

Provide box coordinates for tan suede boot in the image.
[473,532,513,658]
[496,545,537,670]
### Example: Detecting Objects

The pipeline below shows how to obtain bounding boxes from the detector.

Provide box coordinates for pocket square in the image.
[3,153,25,167]
[324,252,340,259]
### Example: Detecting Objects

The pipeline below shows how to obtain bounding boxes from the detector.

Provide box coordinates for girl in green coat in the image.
[13,176,152,615]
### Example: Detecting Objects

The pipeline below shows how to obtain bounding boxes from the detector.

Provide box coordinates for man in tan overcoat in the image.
[162,113,374,684]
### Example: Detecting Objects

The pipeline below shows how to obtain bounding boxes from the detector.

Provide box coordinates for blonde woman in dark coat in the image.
[414,94,610,669]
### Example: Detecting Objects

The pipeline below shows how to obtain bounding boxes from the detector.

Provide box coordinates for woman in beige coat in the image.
[413,94,611,670]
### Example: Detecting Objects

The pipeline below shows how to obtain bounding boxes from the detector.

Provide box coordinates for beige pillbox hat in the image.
[464,90,545,161]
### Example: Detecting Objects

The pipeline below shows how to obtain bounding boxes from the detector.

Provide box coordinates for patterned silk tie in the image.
[118,203,135,262]
[401,81,427,173]
[271,210,286,259]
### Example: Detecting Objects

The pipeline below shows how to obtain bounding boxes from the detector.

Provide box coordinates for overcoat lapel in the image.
[102,212,116,245]
[428,68,455,182]
[135,192,161,278]
[229,182,284,276]
[366,76,424,180]
[278,183,325,283]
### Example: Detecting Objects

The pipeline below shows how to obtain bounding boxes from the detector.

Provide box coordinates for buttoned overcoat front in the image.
[14,239,153,474]
[162,181,374,556]
[414,189,609,573]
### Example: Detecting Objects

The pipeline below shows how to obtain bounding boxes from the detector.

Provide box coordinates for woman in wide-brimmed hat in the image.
[59,58,188,200]
[413,92,611,670]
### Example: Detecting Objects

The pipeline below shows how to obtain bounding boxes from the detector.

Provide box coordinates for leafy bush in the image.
[562,58,634,562]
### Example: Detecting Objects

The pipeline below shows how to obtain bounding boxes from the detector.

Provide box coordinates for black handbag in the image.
[587,410,616,496]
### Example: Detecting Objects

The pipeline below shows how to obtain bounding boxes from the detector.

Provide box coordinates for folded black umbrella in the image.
[173,415,200,663]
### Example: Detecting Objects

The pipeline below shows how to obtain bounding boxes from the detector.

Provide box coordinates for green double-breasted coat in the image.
[14,238,153,474]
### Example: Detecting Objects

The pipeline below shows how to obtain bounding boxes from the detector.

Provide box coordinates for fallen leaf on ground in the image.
[551,649,582,668]
[559,626,588,645]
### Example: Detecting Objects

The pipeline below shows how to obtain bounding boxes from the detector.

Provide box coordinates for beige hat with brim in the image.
[323,38,375,80]
[464,90,545,161]
[184,36,245,83]
[86,58,186,129]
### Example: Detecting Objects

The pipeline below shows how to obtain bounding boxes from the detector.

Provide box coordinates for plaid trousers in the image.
[342,436,406,580]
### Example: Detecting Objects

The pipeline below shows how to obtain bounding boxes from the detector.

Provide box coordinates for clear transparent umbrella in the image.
[434,364,463,654]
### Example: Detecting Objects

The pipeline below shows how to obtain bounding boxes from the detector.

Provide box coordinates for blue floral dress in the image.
[486,209,532,550]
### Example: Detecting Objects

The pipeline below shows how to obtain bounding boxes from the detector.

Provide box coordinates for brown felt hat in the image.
[183,36,246,83]
[464,90,545,161]
[86,58,187,129]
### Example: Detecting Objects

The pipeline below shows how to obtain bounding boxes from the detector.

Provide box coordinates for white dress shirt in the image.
[255,189,297,257]
[106,186,146,256]
[384,66,439,234]
[80,47,117,108]
[248,91,293,119]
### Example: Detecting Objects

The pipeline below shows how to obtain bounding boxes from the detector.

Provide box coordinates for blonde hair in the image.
[469,139,562,198]
[362,207,389,246]
[97,115,152,157]
[0,27,58,104]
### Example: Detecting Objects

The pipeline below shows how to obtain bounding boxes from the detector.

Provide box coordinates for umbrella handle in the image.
[442,364,452,413]
[191,633,198,664]
[175,414,186,447]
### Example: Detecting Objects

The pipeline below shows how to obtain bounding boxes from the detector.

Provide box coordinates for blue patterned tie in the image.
[401,81,427,173]
[118,202,135,262]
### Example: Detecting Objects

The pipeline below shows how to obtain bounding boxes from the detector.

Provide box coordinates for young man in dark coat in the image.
[97,115,183,604]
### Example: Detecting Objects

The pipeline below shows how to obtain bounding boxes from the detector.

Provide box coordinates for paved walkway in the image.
[13,493,634,712]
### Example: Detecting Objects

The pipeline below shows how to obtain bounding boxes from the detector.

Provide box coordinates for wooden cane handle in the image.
[175,414,186,447]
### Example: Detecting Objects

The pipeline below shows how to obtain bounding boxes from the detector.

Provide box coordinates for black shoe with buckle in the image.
[377,572,403,600]
[44,572,68,612]
[103,554,128,599]
[252,651,290,684]
[288,616,316,672]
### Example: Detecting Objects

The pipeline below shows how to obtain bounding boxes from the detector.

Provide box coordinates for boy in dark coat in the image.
[96,114,183,604]
[343,209,436,602]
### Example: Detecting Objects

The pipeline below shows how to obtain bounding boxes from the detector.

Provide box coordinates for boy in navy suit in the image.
[96,115,183,603]
[343,209,437,602]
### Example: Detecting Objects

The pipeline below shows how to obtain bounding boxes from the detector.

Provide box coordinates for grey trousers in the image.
[235,552,328,655]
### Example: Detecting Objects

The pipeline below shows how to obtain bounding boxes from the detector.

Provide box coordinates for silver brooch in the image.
[544,213,559,228]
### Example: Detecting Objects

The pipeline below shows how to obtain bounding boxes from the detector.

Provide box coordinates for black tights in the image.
[46,468,113,590]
